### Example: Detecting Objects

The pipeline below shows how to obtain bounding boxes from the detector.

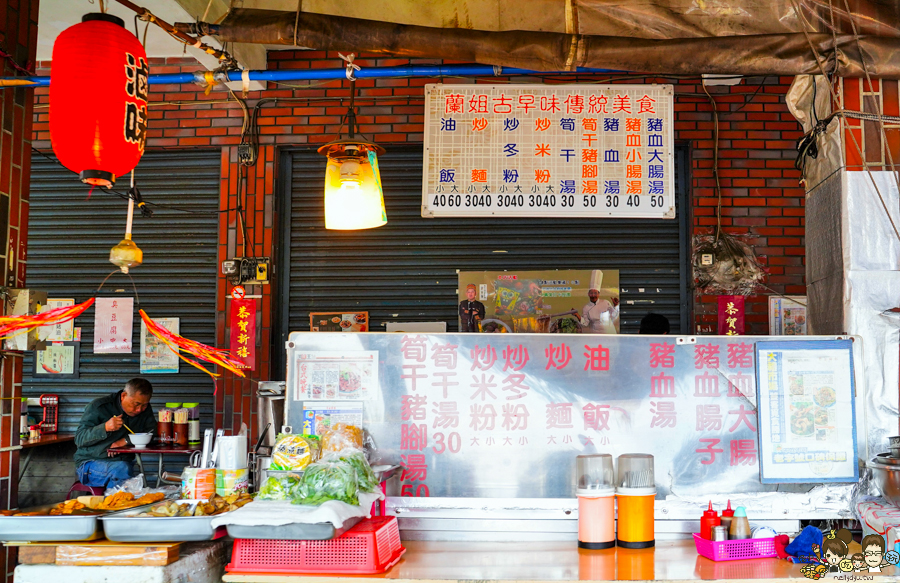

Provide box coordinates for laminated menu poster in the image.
[302,401,364,436]
[293,351,378,401]
[756,340,858,483]
[310,312,368,332]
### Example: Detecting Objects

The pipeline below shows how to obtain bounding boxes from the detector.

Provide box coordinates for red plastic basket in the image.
[693,533,777,561]
[226,516,406,575]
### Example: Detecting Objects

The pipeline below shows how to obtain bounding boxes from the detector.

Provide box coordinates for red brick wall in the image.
[2,1,39,578]
[30,54,807,435]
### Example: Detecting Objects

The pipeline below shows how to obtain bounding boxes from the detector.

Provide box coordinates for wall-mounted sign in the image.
[230,298,256,370]
[423,84,675,219]
[756,340,857,483]
[93,297,134,354]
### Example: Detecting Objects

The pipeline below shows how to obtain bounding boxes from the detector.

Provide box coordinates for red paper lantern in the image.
[50,14,148,188]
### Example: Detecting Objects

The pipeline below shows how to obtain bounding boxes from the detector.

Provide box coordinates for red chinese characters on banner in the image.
[229,298,256,370]
[718,295,746,335]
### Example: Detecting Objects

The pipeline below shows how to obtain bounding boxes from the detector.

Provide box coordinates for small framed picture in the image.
[33,341,80,378]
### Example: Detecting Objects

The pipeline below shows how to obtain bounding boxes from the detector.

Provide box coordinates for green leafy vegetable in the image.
[258,475,301,500]
[336,451,378,493]
[291,461,359,506]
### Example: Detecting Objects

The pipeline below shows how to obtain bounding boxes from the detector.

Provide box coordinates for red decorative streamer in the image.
[0,297,95,339]
[140,309,246,382]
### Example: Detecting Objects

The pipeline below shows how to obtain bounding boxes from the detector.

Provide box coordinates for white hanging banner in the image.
[94,297,134,354]
[423,84,676,219]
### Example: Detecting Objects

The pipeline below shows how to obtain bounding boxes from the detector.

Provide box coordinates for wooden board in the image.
[9,540,181,566]
[17,545,56,564]
[56,540,180,566]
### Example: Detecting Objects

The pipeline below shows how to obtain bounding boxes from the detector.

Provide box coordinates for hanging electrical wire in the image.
[789,0,900,244]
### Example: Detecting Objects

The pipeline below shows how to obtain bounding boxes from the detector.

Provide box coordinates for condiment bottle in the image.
[700,501,721,540]
[729,506,751,540]
[19,398,29,440]
[720,499,735,532]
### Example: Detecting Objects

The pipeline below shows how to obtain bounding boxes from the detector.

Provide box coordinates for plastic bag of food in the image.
[323,450,379,493]
[257,475,301,500]
[320,423,364,454]
[291,459,359,506]
[271,433,314,470]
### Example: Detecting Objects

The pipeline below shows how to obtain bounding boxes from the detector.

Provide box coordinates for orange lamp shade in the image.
[50,13,149,187]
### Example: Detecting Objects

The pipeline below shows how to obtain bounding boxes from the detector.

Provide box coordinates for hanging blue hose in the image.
[2,64,619,88]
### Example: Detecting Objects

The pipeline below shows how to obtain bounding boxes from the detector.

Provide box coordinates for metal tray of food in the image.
[226,515,361,540]
[100,500,226,543]
[0,504,106,542]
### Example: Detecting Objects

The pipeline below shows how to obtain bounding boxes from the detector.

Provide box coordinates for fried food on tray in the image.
[136,493,253,517]
[49,499,86,515]
[97,491,165,511]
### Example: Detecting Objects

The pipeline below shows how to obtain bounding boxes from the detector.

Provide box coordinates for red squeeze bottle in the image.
[720,499,735,533]
[701,501,721,540]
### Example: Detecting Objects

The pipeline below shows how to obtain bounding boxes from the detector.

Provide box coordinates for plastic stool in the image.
[66,481,105,499]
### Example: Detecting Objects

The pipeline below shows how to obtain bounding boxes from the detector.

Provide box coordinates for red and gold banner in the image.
[717,295,745,336]
[229,299,256,370]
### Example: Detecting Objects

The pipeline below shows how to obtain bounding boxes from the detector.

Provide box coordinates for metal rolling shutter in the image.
[277,145,690,367]
[24,150,220,434]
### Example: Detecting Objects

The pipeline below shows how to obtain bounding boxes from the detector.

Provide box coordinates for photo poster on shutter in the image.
[457,269,619,334]
[755,339,858,483]
[140,317,180,373]
[38,299,75,342]
[93,297,134,354]
[768,296,808,336]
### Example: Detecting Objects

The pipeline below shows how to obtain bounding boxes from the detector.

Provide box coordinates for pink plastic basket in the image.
[693,533,778,561]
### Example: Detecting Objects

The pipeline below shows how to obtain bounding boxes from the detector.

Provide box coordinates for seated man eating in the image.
[74,378,155,488]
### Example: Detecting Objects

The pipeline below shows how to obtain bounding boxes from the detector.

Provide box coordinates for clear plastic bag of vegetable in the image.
[258,475,301,500]
[291,460,359,506]
[324,449,379,493]
[320,423,364,454]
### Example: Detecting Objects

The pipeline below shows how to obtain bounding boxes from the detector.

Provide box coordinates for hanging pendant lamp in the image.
[50,13,149,187]
[317,77,387,230]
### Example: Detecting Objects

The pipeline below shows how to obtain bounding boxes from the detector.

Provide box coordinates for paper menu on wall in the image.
[756,340,857,483]
[293,351,378,401]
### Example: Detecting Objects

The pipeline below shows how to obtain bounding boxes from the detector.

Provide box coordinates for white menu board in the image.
[423,84,675,219]
[756,340,858,483]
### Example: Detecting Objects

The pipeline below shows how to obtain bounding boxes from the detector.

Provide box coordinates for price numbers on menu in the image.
[428,193,668,213]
